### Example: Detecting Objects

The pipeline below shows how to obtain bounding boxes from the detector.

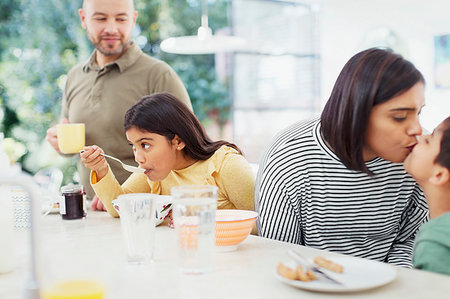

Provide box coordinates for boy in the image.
[404,116,450,275]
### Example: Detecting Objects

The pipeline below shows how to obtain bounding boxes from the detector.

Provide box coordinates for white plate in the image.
[41,197,60,214]
[42,202,60,214]
[275,256,396,293]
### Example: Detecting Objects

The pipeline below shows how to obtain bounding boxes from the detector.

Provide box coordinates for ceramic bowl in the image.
[153,194,173,226]
[215,209,258,251]
[112,194,172,226]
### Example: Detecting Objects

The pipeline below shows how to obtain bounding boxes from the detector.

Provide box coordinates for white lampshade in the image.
[160,2,246,55]
[160,33,247,55]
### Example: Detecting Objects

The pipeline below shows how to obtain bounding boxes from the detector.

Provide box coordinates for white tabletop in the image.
[1,211,450,299]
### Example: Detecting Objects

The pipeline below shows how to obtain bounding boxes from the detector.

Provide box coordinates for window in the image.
[230,0,320,162]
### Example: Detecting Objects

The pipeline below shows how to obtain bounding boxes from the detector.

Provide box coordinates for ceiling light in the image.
[160,1,247,55]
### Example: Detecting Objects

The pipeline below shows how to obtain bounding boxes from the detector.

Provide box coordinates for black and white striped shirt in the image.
[255,118,428,267]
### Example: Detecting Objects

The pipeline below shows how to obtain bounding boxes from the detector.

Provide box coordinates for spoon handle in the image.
[100,153,119,163]
[81,150,119,163]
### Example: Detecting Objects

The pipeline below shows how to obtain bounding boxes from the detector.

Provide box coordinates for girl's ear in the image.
[429,165,450,186]
[172,135,186,150]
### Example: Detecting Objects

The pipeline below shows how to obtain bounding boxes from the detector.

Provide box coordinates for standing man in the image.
[46,0,191,210]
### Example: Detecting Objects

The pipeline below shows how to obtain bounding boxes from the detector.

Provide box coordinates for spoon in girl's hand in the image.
[80,150,145,173]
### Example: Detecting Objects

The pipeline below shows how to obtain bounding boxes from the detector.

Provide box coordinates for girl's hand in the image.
[80,145,108,180]
[91,195,107,211]
[167,210,174,229]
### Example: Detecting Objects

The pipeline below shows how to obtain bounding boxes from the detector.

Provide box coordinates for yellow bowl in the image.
[215,209,258,251]
[42,279,105,299]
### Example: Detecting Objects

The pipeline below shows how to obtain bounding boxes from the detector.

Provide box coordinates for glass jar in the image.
[60,184,86,220]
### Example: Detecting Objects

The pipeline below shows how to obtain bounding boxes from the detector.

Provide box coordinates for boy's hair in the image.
[321,48,424,175]
[436,116,450,170]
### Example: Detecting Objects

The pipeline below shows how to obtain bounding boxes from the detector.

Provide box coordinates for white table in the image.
[1,211,450,299]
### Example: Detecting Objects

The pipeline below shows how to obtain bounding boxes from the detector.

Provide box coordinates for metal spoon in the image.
[101,153,145,173]
[80,150,145,173]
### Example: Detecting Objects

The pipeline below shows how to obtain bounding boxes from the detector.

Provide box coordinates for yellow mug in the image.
[57,123,85,154]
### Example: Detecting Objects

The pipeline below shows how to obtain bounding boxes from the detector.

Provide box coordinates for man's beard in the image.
[89,34,131,56]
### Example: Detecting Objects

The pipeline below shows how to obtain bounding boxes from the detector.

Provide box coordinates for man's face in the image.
[79,0,137,57]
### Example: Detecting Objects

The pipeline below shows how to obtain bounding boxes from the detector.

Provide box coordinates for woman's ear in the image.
[172,135,186,150]
[429,165,450,186]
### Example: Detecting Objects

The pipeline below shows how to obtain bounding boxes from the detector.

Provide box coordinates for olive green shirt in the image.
[61,42,191,199]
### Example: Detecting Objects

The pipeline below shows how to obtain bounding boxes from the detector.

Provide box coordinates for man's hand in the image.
[46,118,69,153]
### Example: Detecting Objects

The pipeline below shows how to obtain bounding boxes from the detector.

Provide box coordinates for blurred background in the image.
[1,0,449,186]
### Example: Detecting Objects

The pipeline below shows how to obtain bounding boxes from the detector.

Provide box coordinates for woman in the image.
[80,92,254,218]
[256,48,428,267]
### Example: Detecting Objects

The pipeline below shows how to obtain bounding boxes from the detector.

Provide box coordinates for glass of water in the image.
[171,185,217,274]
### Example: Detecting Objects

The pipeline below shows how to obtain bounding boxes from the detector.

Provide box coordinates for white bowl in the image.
[112,194,172,226]
[153,195,173,226]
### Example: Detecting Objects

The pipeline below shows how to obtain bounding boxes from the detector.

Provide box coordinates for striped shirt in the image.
[255,118,428,267]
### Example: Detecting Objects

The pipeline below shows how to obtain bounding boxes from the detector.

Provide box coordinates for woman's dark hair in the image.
[321,47,424,175]
[124,92,242,160]
[435,116,450,170]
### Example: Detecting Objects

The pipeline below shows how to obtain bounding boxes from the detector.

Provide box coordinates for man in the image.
[46,0,191,210]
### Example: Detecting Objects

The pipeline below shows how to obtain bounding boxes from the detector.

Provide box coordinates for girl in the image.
[80,92,254,218]
[256,48,428,267]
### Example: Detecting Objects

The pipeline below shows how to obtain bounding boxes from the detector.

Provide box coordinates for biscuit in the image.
[277,263,296,280]
[314,256,343,273]
[295,265,317,281]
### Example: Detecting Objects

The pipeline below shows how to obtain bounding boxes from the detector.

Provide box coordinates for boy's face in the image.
[404,124,444,183]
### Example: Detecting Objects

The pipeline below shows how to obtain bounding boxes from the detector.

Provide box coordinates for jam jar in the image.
[60,184,86,220]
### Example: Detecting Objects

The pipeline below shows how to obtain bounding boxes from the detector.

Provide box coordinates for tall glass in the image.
[112,193,155,265]
[172,185,217,274]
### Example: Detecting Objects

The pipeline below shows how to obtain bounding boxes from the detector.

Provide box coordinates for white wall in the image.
[319,0,450,131]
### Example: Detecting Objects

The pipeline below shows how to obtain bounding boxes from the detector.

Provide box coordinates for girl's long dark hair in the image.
[124,92,242,160]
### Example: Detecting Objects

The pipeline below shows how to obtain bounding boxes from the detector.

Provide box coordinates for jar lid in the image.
[61,184,83,194]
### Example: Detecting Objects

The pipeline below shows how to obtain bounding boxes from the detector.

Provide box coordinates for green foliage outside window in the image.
[0,0,232,184]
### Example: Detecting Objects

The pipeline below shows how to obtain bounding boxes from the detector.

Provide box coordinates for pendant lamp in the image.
[160,0,247,54]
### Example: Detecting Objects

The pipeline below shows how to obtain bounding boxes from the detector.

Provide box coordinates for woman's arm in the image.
[386,186,428,267]
[255,156,302,243]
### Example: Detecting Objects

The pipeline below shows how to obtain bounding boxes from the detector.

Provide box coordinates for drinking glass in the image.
[172,185,217,274]
[112,193,155,265]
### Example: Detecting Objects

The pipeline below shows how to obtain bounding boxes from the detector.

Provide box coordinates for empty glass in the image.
[112,193,155,265]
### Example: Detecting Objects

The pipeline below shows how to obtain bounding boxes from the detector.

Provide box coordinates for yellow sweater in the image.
[91,146,255,217]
